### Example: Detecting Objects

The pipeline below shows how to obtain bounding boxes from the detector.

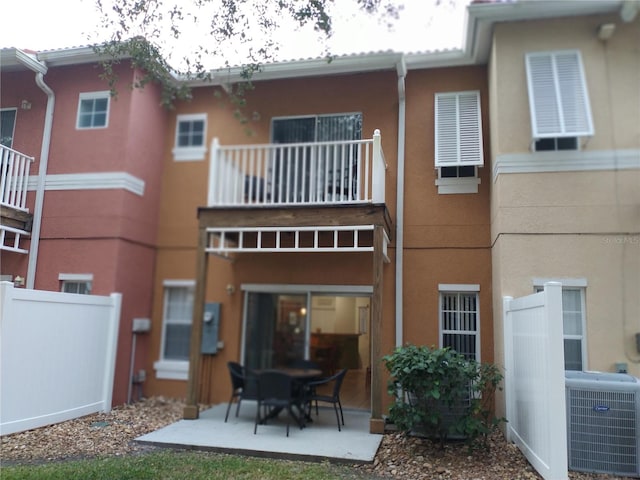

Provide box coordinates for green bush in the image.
[383,344,505,450]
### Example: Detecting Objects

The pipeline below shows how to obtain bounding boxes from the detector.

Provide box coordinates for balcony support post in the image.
[183,223,209,419]
[372,129,385,203]
[369,223,385,434]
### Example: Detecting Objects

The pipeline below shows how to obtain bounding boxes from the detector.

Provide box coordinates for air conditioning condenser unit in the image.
[565,371,640,478]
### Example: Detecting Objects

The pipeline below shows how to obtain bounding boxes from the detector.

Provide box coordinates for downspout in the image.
[395,57,407,348]
[26,71,54,289]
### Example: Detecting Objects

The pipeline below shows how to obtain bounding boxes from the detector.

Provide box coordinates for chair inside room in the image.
[288,359,320,371]
[305,368,348,431]
[224,361,258,422]
[254,370,302,437]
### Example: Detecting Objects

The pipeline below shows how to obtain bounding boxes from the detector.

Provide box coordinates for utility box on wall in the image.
[201,302,221,355]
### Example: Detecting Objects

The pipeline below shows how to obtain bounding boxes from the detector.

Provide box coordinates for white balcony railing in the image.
[1,144,34,212]
[208,129,385,207]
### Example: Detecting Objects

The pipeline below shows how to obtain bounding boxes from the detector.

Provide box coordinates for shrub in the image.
[383,344,505,450]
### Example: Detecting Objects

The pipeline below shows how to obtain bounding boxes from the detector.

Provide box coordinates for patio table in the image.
[256,367,322,427]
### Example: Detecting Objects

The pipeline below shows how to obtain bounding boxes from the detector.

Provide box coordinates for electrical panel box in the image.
[132,317,151,333]
[201,302,221,355]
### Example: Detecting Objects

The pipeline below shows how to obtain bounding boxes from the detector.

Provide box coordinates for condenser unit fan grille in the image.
[567,387,638,476]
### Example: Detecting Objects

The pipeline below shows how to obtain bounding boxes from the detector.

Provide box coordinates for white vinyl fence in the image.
[0,282,121,435]
[503,282,568,480]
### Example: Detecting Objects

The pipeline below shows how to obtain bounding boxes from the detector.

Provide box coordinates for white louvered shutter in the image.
[525,50,594,139]
[435,91,483,167]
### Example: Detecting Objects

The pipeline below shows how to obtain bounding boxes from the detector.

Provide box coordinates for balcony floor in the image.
[135,402,381,463]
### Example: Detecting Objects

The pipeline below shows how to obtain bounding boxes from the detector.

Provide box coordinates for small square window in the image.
[173,114,207,161]
[76,92,110,129]
[177,120,205,147]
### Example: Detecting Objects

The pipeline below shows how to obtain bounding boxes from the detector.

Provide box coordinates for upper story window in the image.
[434,91,483,194]
[76,91,110,129]
[59,273,93,295]
[173,114,207,161]
[525,50,593,150]
[534,137,578,152]
[1,108,17,147]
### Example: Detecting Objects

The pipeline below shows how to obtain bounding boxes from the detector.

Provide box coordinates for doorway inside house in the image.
[242,290,371,411]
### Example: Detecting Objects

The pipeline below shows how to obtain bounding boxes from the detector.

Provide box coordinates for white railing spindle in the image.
[0,145,35,212]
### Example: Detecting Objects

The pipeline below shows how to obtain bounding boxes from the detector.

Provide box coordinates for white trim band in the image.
[28,172,145,196]
[493,149,640,182]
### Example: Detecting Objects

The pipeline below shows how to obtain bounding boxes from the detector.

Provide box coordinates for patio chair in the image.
[254,370,303,437]
[224,361,258,422]
[304,368,348,431]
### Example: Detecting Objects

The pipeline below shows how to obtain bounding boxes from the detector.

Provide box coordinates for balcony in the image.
[1,144,34,254]
[207,129,386,207]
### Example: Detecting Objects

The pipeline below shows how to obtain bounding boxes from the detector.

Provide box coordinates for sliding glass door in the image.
[270,113,362,202]
[243,292,308,370]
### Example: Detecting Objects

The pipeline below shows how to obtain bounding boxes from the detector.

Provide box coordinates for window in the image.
[534,281,586,371]
[58,273,93,295]
[439,284,480,362]
[434,92,482,194]
[435,91,483,168]
[155,281,194,380]
[525,50,593,142]
[440,165,476,179]
[172,114,207,161]
[534,136,578,152]
[1,108,17,147]
[76,92,110,129]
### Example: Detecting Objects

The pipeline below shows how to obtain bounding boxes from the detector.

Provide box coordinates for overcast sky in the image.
[2,0,470,67]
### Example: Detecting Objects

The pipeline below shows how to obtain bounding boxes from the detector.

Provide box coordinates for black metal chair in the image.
[304,368,348,431]
[224,361,258,422]
[254,370,302,437]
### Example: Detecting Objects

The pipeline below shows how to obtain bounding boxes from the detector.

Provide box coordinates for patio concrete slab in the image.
[135,402,382,463]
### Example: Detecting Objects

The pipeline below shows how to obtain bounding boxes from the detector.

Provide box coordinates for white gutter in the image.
[394,57,407,348]
[26,70,55,289]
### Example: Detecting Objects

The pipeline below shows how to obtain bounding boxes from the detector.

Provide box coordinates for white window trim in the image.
[434,90,483,168]
[532,277,587,288]
[155,279,195,381]
[525,50,594,140]
[173,114,207,161]
[435,171,481,195]
[153,360,190,380]
[76,91,110,130]
[439,284,480,292]
[438,287,481,362]
[58,273,94,282]
[533,278,588,370]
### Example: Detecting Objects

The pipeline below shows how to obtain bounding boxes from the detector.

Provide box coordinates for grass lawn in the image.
[1,450,373,480]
